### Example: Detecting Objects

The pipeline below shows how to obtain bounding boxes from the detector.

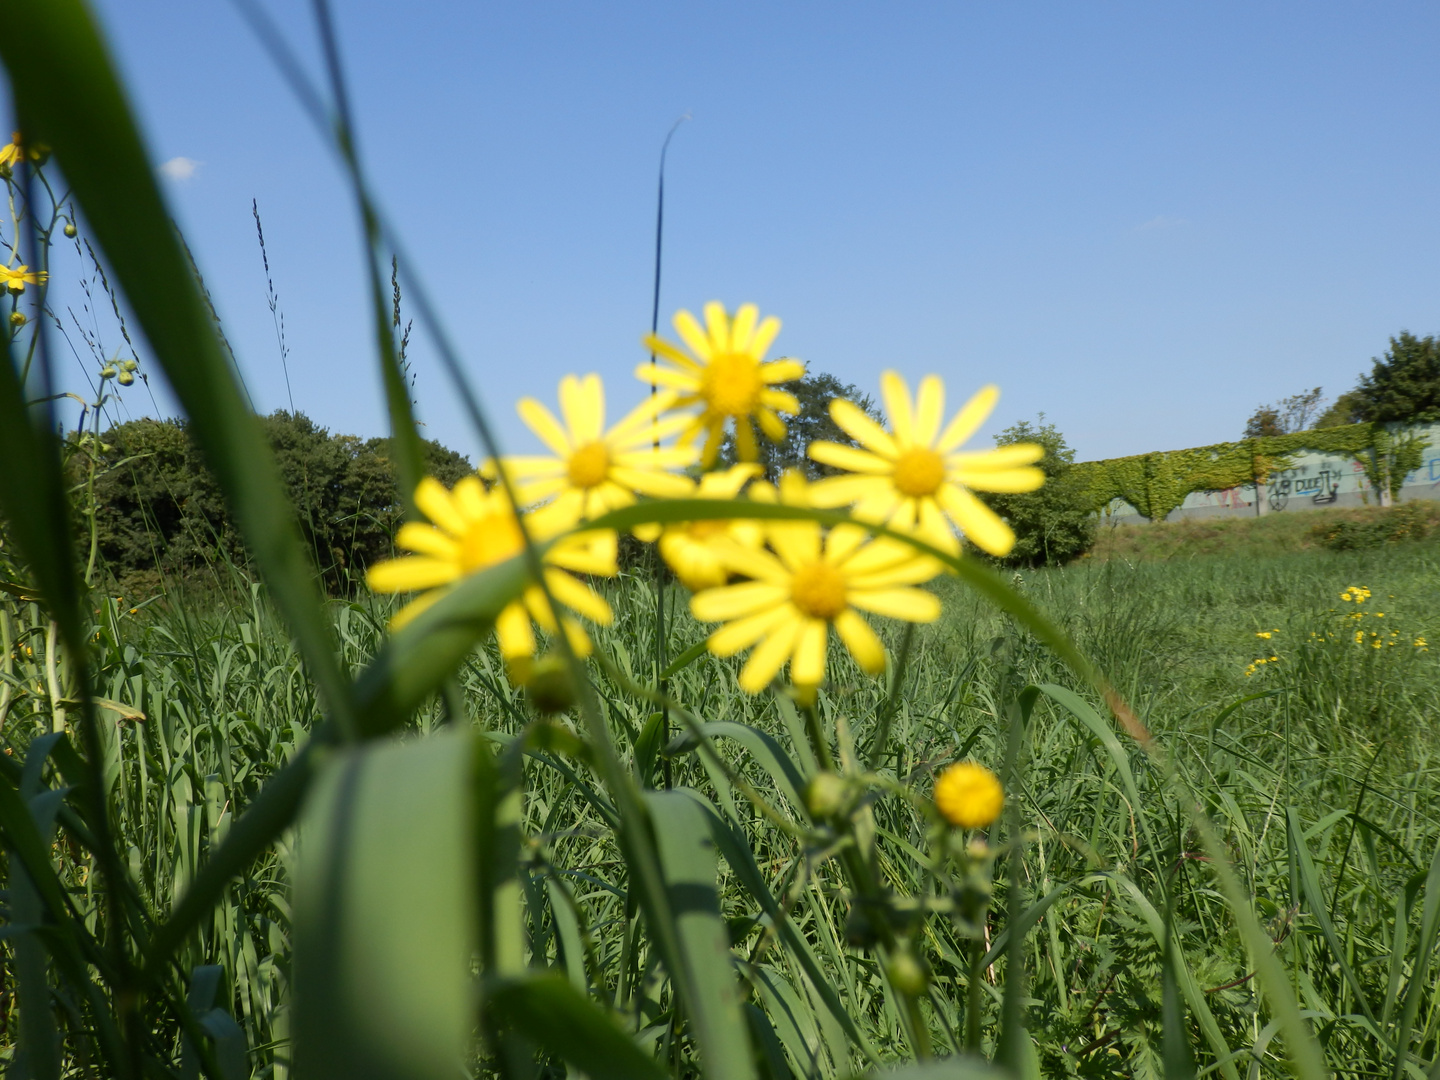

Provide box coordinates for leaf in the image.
[485,973,668,1080]
[292,729,477,1080]
[1389,835,1440,1080]
[645,789,756,1080]
[850,1057,1008,1080]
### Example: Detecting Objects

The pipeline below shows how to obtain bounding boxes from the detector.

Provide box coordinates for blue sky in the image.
[40,0,1440,462]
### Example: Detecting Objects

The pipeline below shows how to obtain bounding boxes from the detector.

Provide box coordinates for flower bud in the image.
[805,771,848,821]
[63,223,77,239]
[120,358,138,372]
[525,654,576,715]
[886,950,931,996]
[117,370,135,386]
[9,311,25,327]
[100,365,117,380]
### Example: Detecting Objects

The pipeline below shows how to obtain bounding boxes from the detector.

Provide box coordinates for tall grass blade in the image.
[646,789,757,1080]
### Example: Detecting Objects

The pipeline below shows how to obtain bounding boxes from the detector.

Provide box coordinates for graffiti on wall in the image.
[1266,462,1351,512]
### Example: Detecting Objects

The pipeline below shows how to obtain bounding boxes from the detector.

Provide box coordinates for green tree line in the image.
[80,411,472,592]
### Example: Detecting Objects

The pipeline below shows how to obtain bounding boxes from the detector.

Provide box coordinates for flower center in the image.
[567,441,611,488]
[702,352,764,416]
[892,447,946,497]
[458,513,525,574]
[791,562,848,621]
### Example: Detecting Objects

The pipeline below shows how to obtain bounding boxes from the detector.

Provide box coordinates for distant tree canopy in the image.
[720,370,880,481]
[1354,332,1440,425]
[1242,387,1324,439]
[86,411,472,591]
[977,416,1096,568]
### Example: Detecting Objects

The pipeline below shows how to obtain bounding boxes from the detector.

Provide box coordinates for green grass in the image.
[1090,501,1440,563]
[6,537,1438,1076]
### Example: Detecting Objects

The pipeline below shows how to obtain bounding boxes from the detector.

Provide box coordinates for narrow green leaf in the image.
[1390,836,1440,1080]
[485,973,668,1080]
[293,729,477,1079]
[645,789,756,1080]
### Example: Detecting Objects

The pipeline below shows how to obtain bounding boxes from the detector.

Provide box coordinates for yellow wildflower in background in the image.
[807,374,1043,556]
[0,132,47,172]
[0,264,46,294]
[638,302,805,466]
[1340,586,1371,603]
[933,762,1004,829]
[690,472,942,694]
[490,374,696,533]
[658,463,767,591]
[366,476,618,671]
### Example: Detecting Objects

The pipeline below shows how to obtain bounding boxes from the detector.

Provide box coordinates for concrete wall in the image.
[1102,422,1440,524]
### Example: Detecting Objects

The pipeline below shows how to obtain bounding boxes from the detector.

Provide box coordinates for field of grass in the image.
[1089,501,1440,563]
[4,534,1438,1076]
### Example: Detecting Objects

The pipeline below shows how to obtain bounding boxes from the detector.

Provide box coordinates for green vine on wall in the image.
[1072,422,1432,521]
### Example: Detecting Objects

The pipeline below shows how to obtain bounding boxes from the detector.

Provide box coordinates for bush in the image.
[84,411,473,590]
[1313,502,1429,551]
[979,416,1097,567]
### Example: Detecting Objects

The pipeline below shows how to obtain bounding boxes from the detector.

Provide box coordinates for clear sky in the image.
[35,0,1440,463]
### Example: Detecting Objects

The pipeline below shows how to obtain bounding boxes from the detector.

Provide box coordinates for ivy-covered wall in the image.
[1072,422,1432,521]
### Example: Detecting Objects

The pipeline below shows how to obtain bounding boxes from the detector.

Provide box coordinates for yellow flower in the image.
[1255,631,1272,640]
[0,264,46,294]
[366,476,618,669]
[690,472,941,694]
[658,463,767,591]
[807,373,1043,557]
[0,132,47,172]
[933,761,1004,829]
[638,302,805,466]
[489,374,697,534]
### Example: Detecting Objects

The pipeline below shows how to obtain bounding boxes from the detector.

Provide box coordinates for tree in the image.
[1352,331,1440,424]
[976,416,1096,567]
[1315,390,1364,429]
[720,370,879,481]
[1242,386,1324,438]
[87,411,472,591]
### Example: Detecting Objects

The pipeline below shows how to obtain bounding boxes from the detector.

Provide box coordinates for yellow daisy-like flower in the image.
[0,132,46,172]
[638,302,805,467]
[658,463,767,592]
[933,761,1004,829]
[489,374,696,535]
[807,373,1044,557]
[0,264,47,294]
[365,476,618,670]
[690,472,942,694]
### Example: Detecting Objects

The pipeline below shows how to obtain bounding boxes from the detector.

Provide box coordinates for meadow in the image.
[4,4,1440,1079]
[4,530,1438,1077]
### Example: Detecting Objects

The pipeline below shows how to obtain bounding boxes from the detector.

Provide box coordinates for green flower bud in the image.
[525,654,576,715]
[100,365,117,380]
[63,223,78,239]
[120,358,138,372]
[805,771,848,821]
[886,950,930,996]
[117,370,135,386]
[9,311,25,328]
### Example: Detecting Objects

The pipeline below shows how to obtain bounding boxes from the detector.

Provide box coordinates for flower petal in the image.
[834,609,886,674]
[704,301,732,353]
[934,384,998,454]
[938,483,1015,556]
[731,303,758,353]
[950,466,1045,494]
[913,375,944,447]
[560,373,604,445]
[692,581,789,622]
[808,441,892,474]
[674,308,713,360]
[518,397,574,457]
[414,476,466,537]
[848,586,941,623]
[396,523,460,560]
[881,371,915,445]
[706,603,793,656]
[495,602,536,659]
[367,556,459,593]
[790,619,829,687]
[544,569,613,624]
[750,315,782,358]
[737,616,802,693]
[830,398,898,458]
